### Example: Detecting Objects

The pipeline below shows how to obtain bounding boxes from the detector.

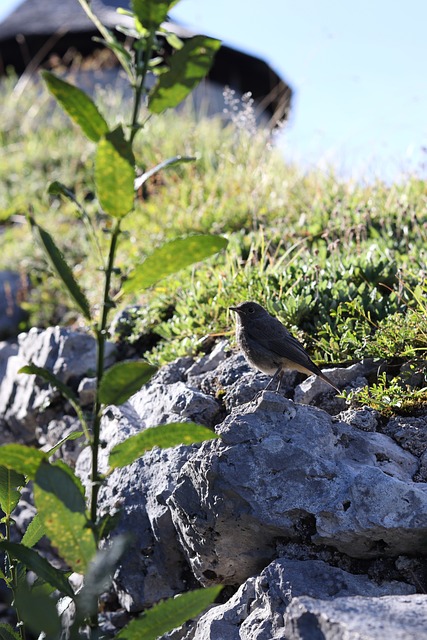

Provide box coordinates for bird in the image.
[229,301,339,393]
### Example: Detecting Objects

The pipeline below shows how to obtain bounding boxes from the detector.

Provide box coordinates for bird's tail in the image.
[318,371,340,393]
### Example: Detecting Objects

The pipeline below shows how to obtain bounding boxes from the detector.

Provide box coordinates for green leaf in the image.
[34,463,96,573]
[45,430,85,458]
[131,0,176,31]
[117,585,222,639]
[36,461,86,512]
[164,31,184,50]
[28,216,91,320]
[98,361,157,406]
[15,583,61,638]
[19,362,79,408]
[41,70,109,142]
[0,542,74,598]
[0,623,22,640]
[109,423,218,470]
[31,577,58,597]
[134,155,195,190]
[96,511,122,541]
[95,126,135,217]
[0,466,25,516]
[149,36,221,113]
[21,514,46,548]
[0,444,46,479]
[124,235,228,293]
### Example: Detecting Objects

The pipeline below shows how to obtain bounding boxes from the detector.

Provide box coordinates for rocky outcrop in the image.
[1,329,427,638]
[285,593,427,640]
[0,326,116,441]
[168,391,425,584]
[172,558,416,640]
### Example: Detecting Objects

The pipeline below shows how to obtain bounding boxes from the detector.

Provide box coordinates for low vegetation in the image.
[2,70,427,397]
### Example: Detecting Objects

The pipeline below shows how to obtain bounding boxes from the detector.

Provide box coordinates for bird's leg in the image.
[264,367,283,393]
[275,368,284,392]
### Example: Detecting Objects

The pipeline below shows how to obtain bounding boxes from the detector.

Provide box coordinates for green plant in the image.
[0,0,226,637]
[342,371,427,416]
[340,278,427,414]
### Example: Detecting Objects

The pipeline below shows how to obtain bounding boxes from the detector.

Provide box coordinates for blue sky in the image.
[2,0,427,182]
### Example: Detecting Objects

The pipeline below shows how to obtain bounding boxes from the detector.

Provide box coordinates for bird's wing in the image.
[247,323,322,376]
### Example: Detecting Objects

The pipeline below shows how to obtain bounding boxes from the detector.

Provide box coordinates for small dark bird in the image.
[229,301,339,393]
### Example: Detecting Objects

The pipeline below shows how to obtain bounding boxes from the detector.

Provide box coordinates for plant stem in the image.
[90,219,122,527]
[77,0,132,79]
[129,33,154,144]
[4,519,25,639]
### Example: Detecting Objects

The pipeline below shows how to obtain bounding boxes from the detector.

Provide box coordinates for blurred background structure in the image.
[0,0,292,129]
[1,0,427,181]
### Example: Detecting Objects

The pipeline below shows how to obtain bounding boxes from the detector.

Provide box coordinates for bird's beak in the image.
[229,306,240,313]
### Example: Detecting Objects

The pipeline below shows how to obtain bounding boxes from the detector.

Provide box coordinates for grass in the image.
[1,74,427,413]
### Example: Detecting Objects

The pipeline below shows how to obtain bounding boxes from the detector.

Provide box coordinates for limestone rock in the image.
[0,327,115,440]
[285,593,427,640]
[168,391,426,586]
[294,361,376,409]
[174,558,415,640]
[127,380,221,429]
[186,339,229,379]
[77,376,97,407]
[338,405,380,432]
[98,443,195,613]
[12,332,425,632]
[200,350,298,410]
[385,415,427,458]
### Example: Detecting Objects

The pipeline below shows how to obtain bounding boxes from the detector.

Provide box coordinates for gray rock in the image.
[76,402,143,489]
[74,371,220,612]
[0,327,116,439]
[0,340,18,382]
[22,336,424,629]
[294,361,374,407]
[152,357,195,385]
[0,340,19,443]
[177,558,414,640]
[77,376,97,407]
[338,406,380,432]
[416,450,427,482]
[168,391,426,586]
[0,270,29,339]
[385,416,427,458]
[285,593,427,640]
[186,340,229,379]
[128,380,221,428]
[99,446,195,613]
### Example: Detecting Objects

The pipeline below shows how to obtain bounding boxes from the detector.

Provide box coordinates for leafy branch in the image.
[1,0,225,637]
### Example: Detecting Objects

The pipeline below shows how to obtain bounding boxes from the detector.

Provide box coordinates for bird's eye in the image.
[248,306,255,314]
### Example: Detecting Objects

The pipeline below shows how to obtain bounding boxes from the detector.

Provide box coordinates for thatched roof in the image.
[0,0,128,39]
[0,0,292,124]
